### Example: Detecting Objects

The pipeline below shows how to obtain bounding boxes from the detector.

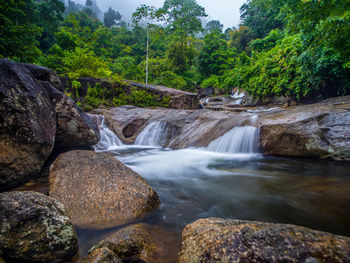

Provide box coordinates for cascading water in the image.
[207,126,259,154]
[93,115,123,151]
[135,121,169,147]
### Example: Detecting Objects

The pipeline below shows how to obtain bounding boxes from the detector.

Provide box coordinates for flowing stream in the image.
[90,119,350,240]
[16,115,350,260]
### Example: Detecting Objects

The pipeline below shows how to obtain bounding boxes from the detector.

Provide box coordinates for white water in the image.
[93,115,123,151]
[135,121,169,147]
[231,90,245,99]
[207,126,259,154]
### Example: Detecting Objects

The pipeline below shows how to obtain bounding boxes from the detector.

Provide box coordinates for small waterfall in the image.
[135,121,168,147]
[207,126,259,154]
[93,115,123,150]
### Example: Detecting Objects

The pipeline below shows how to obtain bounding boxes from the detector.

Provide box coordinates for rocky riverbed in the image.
[1,59,350,262]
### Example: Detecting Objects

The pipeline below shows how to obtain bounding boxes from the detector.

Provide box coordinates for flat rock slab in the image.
[178,218,350,263]
[49,150,160,229]
[0,191,78,262]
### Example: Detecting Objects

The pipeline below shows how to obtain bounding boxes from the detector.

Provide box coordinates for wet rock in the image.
[89,224,179,263]
[22,62,62,91]
[177,218,350,263]
[0,191,78,262]
[259,96,350,161]
[92,106,257,148]
[42,82,100,149]
[49,150,160,228]
[0,59,56,190]
[79,247,121,263]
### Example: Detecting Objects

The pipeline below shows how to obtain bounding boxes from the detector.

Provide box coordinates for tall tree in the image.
[132,5,163,84]
[205,20,223,34]
[161,0,207,37]
[103,7,122,28]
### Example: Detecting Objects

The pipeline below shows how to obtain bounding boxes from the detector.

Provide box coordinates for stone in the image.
[0,191,78,262]
[49,150,160,228]
[42,82,100,150]
[92,106,256,148]
[0,58,56,190]
[22,62,62,91]
[88,223,179,263]
[259,96,350,161]
[79,247,121,263]
[177,218,350,263]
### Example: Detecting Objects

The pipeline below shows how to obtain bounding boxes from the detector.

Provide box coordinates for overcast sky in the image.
[73,0,247,29]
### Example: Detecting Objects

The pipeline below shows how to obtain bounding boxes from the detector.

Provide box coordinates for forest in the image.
[1,0,349,105]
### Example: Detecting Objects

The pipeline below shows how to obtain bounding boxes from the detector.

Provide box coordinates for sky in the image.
[73,0,247,30]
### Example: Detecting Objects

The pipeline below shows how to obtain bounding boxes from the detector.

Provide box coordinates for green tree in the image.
[0,0,42,62]
[103,7,122,28]
[132,5,164,84]
[161,0,207,37]
[228,26,256,53]
[205,20,223,34]
[240,0,285,38]
[198,32,233,77]
[34,0,65,52]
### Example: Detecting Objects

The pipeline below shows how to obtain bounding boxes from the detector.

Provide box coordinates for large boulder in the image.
[177,218,350,263]
[42,82,100,150]
[259,96,350,161]
[49,150,160,228]
[0,59,56,190]
[0,191,78,262]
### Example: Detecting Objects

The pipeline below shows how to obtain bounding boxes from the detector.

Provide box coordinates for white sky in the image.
[73,0,247,30]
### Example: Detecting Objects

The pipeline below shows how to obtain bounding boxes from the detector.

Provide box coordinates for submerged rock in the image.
[259,96,350,161]
[0,59,56,190]
[0,191,78,262]
[177,218,350,263]
[43,82,100,150]
[49,150,160,228]
[79,247,121,263]
[86,223,179,263]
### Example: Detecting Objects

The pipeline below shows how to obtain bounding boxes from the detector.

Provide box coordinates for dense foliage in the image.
[0,0,349,104]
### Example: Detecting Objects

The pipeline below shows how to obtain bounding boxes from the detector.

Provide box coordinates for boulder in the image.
[259,96,350,161]
[42,82,100,150]
[49,150,160,228]
[79,247,121,263]
[0,191,78,262]
[92,106,257,148]
[177,218,350,263]
[87,223,179,263]
[0,59,56,190]
[22,62,62,91]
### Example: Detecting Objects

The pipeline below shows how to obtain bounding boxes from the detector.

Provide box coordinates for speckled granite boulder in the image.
[177,218,350,263]
[49,150,160,228]
[0,191,78,262]
[0,59,56,190]
[79,247,121,263]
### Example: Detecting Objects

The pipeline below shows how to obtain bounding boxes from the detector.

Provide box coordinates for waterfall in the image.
[207,126,259,154]
[93,115,123,151]
[135,121,168,147]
